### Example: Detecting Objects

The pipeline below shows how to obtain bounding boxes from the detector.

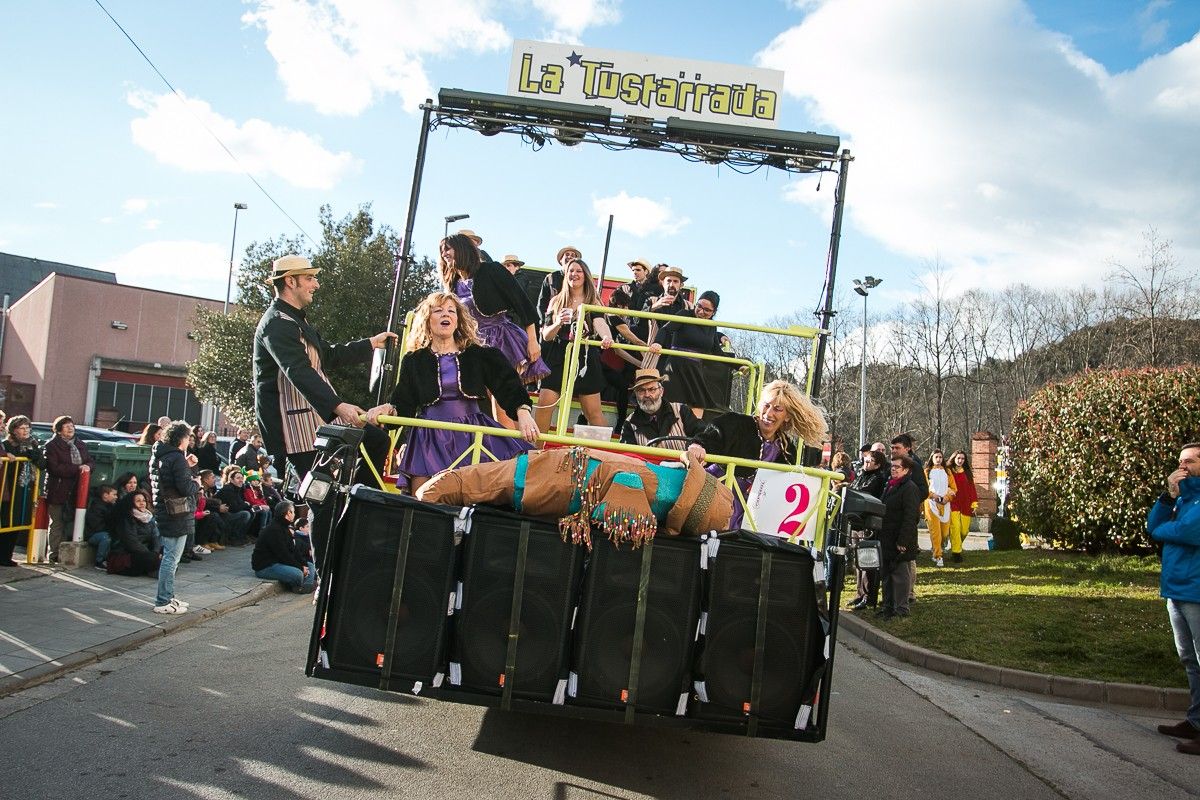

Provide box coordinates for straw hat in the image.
[266,255,320,284]
[628,258,651,270]
[501,254,525,266]
[630,368,667,390]
[657,265,686,282]
[556,245,582,264]
[457,229,483,246]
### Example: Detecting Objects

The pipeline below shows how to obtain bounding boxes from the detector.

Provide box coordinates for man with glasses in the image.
[878,453,921,619]
[619,368,708,451]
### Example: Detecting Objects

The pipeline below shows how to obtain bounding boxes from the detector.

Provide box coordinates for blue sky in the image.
[2,0,1198,327]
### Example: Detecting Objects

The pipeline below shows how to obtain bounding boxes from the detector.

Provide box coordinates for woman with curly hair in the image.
[367,292,539,496]
[686,380,829,530]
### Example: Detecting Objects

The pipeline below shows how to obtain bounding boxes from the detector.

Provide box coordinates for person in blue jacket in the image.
[1147,442,1200,756]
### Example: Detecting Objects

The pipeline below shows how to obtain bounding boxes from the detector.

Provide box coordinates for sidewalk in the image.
[0,546,282,697]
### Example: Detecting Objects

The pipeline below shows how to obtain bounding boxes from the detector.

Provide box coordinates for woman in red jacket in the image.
[947,450,978,563]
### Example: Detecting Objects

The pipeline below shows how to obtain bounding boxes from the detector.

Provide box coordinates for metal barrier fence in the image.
[369,414,843,548]
[0,457,42,560]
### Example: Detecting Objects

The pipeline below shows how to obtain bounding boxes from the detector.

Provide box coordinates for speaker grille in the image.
[571,537,702,715]
[323,488,459,682]
[695,537,822,727]
[454,506,584,700]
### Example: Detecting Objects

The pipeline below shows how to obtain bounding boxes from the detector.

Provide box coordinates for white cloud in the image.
[102,241,232,301]
[142,219,162,231]
[33,201,58,209]
[530,0,621,43]
[592,191,690,238]
[127,89,358,190]
[99,217,115,224]
[123,198,151,214]
[1139,0,1170,49]
[242,0,510,116]
[758,0,1200,295]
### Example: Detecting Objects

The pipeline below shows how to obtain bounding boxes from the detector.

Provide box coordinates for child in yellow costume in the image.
[924,450,957,567]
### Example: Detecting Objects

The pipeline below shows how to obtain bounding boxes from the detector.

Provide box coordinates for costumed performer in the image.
[924,449,957,567]
[440,234,549,421]
[367,291,539,496]
[686,379,828,531]
[536,258,614,434]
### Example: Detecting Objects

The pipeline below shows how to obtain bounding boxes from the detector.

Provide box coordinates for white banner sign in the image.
[507,39,784,129]
[744,469,824,541]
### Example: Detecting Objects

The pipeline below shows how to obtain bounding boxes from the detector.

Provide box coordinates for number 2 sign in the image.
[745,470,824,541]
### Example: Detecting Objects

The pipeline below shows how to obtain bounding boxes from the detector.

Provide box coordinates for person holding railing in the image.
[1,415,45,566]
[367,292,539,496]
[686,380,828,530]
[535,258,614,434]
[440,234,549,407]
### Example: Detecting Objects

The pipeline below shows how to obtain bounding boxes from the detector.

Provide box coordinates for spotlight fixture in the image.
[554,127,585,146]
[110,321,128,330]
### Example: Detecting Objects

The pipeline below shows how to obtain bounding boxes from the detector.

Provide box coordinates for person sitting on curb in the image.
[107,490,160,577]
[84,484,118,570]
[218,467,259,541]
[1147,441,1200,756]
[251,500,317,594]
[243,470,273,532]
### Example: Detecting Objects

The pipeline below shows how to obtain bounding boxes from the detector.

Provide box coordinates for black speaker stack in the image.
[309,486,829,741]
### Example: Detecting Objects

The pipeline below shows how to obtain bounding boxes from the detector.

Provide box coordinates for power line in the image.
[92,0,316,247]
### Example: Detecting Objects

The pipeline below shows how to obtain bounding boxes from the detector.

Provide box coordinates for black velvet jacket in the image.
[390,344,531,419]
[465,261,540,327]
[689,412,797,479]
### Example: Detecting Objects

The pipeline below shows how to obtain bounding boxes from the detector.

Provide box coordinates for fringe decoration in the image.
[558,448,600,550]
[598,506,658,549]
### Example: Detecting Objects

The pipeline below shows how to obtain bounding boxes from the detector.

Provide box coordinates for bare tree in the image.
[1106,228,1197,366]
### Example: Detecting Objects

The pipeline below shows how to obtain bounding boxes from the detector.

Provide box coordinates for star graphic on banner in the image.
[567,51,583,67]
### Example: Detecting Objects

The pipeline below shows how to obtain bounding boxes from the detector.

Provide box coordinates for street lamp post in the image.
[223,202,248,315]
[444,213,469,241]
[852,275,882,447]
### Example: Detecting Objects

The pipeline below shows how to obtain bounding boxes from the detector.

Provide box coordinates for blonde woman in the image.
[366,292,538,495]
[924,449,958,567]
[535,258,614,433]
[686,380,829,530]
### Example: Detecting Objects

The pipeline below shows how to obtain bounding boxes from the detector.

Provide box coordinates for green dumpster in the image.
[89,442,153,487]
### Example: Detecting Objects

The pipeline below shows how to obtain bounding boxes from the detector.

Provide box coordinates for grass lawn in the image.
[846,549,1185,688]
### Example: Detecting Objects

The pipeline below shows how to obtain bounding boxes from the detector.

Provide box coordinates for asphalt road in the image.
[2,594,1196,800]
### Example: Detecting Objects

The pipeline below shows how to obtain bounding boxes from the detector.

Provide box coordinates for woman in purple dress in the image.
[440,234,549,428]
[367,292,540,496]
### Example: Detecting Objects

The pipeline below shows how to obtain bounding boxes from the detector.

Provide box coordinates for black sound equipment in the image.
[451,506,585,705]
[569,536,703,718]
[694,532,826,738]
[317,486,463,692]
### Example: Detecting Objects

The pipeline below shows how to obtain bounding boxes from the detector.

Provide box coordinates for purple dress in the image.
[397,353,533,480]
[455,279,550,384]
[708,438,783,531]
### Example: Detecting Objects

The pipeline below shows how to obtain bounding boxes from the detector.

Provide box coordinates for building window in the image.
[96,379,205,433]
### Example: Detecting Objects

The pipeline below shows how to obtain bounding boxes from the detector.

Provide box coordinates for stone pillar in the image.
[971,432,999,518]
[57,540,95,569]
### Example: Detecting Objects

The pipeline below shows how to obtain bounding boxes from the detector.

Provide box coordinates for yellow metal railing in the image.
[0,457,42,558]
[370,414,842,546]
[557,305,825,455]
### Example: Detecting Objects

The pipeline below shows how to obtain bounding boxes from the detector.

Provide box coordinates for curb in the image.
[838,612,1190,713]
[0,581,285,699]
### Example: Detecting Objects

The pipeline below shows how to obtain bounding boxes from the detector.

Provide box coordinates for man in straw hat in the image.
[645,264,689,314]
[253,254,396,558]
[501,254,525,276]
[619,367,708,452]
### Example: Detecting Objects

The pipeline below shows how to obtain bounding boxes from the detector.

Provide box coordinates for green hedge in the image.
[1009,367,1200,553]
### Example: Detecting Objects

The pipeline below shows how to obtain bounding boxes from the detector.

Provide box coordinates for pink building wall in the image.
[0,274,227,423]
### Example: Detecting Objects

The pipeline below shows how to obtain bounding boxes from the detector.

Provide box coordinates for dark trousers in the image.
[855,568,879,606]
[881,558,915,614]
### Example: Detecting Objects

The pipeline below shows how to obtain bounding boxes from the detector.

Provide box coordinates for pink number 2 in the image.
[777,482,811,538]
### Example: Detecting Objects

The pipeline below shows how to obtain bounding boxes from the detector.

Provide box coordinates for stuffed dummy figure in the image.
[417,447,733,549]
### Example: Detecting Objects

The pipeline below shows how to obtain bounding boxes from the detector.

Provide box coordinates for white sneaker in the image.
[935,557,944,567]
[169,597,189,609]
[153,602,185,614]
[193,545,211,555]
